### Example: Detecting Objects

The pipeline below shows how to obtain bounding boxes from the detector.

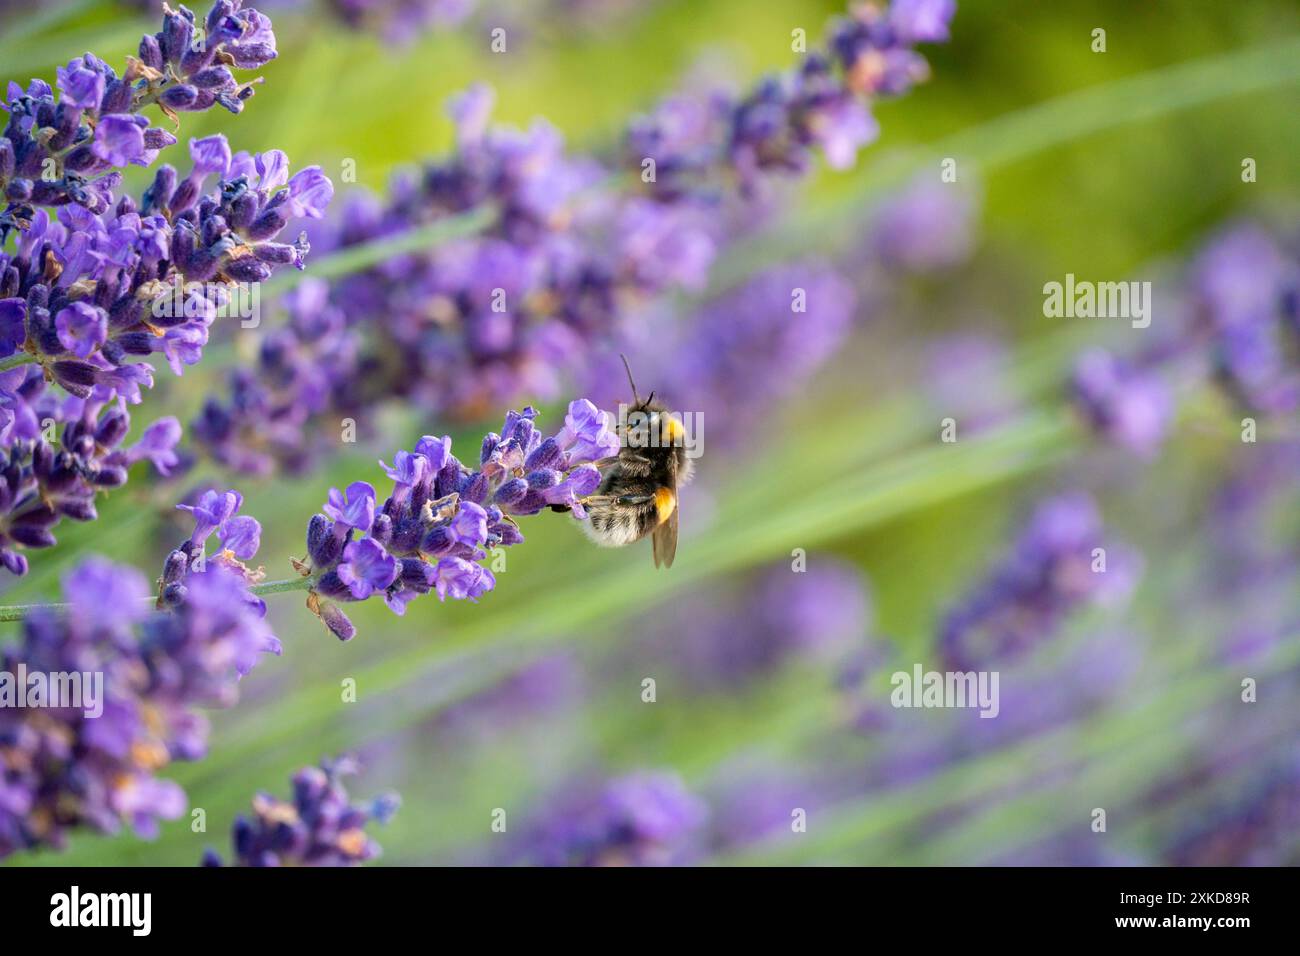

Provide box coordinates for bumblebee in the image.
[579,356,693,568]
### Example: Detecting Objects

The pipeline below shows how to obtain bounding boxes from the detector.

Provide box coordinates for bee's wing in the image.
[652,456,679,569]
[652,498,677,569]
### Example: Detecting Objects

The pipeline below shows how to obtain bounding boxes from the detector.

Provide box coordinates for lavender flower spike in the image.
[299,399,617,640]
[491,771,707,866]
[939,491,1142,670]
[0,0,325,581]
[0,380,182,576]
[0,549,278,859]
[1070,347,1173,457]
[1,1,277,228]
[202,757,398,867]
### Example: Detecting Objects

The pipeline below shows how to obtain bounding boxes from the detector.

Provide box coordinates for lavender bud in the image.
[246,209,286,241]
[370,513,393,546]
[159,10,194,64]
[320,603,356,642]
[190,66,235,90]
[9,526,57,548]
[224,256,271,283]
[524,437,564,471]
[142,164,178,214]
[493,478,528,506]
[315,571,352,599]
[56,498,98,522]
[90,464,129,487]
[139,33,164,70]
[101,79,133,115]
[306,514,341,566]
[161,548,190,585]
[143,127,178,151]
[160,85,199,111]
[180,42,216,78]
[94,408,131,447]
[50,360,97,397]
[252,243,296,265]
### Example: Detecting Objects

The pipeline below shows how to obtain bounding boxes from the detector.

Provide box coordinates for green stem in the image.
[0,353,38,372]
[262,204,500,298]
[249,576,315,597]
[0,575,313,623]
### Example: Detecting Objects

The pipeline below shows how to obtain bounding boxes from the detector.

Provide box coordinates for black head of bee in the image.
[618,356,689,471]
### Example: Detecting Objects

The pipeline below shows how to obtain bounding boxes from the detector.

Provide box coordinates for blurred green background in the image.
[2,0,1299,865]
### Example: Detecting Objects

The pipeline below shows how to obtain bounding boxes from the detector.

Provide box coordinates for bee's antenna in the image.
[620,353,642,405]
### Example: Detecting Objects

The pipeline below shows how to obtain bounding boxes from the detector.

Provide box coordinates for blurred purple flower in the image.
[0,551,278,859]
[494,771,707,866]
[891,0,957,43]
[1070,347,1173,457]
[195,1,951,477]
[870,176,976,271]
[939,492,1142,670]
[203,757,398,867]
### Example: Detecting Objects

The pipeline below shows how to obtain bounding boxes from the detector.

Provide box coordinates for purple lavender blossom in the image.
[891,0,957,43]
[869,176,976,271]
[54,302,108,359]
[922,334,1017,436]
[202,756,398,866]
[1180,224,1300,414]
[493,771,707,866]
[631,1,953,196]
[301,399,616,640]
[939,492,1142,670]
[1070,347,1173,457]
[1,2,275,230]
[0,552,278,859]
[1161,753,1300,865]
[324,481,377,531]
[337,538,399,600]
[191,277,355,475]
[158,487,276,616]
[587,263,856,448]
[0,379,182,575]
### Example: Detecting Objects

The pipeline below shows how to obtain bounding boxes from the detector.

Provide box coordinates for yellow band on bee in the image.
[654,486,676,522]
[662,415,685,442]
